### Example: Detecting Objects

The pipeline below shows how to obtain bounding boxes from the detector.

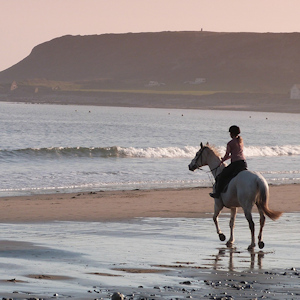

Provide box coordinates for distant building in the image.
[290,84,300,99]
[10,80,18,91]
[184,78,206,85]
[145,81,165,87]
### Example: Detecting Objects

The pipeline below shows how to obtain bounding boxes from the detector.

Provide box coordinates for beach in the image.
[0,185,299,299]
[0,102,299,299]
[0,185,299,223]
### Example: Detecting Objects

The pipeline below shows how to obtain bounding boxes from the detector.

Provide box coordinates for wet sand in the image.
[0,215,299,300]
[0,185,299,299]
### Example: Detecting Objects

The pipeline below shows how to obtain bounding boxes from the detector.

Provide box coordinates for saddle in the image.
[220,166,248,194]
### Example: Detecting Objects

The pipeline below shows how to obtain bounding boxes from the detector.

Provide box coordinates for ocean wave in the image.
[0,145,300,159]
[204,145,300,158]
[0,146,195,159]
[244,145,300,157]
[0,146,120,158]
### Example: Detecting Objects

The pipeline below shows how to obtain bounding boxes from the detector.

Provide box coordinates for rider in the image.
[209,125,247,198]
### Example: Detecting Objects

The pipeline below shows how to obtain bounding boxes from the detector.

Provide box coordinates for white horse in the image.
[188,142,282,250]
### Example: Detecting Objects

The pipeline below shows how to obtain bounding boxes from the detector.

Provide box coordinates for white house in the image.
[145,81,165,87]
[184,78,206,85]
[290,84,300,99]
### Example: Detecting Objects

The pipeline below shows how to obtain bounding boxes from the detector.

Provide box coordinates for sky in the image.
[1,0,300,71]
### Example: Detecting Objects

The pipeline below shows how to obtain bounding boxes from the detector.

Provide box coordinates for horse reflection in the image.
[213,247,264,271]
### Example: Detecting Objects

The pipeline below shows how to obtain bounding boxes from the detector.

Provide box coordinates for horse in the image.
[188,142,282,250]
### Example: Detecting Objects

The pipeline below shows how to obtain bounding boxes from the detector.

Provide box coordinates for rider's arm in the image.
[221,143,231,162]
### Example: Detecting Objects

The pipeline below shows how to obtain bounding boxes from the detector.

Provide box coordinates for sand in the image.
[0,185,298,223]
[0,185,299,299]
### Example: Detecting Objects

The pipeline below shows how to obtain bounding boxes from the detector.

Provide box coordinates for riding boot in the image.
[209,191,220,198]
[209,180,220,198]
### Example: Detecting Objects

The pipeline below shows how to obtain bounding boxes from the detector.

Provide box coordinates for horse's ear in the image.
[206,142,209,146]
[200,142,203,148]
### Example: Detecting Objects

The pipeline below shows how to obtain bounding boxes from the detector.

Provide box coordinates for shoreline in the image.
[0,184,298,223]
[1,92,300,114]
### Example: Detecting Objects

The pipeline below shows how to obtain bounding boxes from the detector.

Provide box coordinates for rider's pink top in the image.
[222,137,245,163]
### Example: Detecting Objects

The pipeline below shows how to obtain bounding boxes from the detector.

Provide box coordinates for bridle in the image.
[194,146,206,170]
[194,146,221,179]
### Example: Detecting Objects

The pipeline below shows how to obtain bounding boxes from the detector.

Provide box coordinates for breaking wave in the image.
[1,145,300,159]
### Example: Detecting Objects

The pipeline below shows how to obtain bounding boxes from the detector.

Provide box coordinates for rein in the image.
[195,147,222,180]
[198,164,221,185]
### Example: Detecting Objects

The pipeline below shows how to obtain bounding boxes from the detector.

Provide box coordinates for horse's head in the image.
[188,142,210,171]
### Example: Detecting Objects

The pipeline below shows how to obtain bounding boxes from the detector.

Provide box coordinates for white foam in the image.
[119,145,300,158]
[244,145,300,157]
[118,146,196,158]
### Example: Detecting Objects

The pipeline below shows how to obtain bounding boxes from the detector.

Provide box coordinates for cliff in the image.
[1,31,300,93]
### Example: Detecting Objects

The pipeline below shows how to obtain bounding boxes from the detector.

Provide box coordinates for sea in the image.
[0,101,299,197]
[0,102,300,297]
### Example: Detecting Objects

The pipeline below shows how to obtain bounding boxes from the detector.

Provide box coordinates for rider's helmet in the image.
[229,125,240,136]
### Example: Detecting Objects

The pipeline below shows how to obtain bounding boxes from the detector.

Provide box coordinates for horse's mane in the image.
[206,144,221,158]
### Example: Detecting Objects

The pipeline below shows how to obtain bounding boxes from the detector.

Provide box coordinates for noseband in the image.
[194,146,221,176]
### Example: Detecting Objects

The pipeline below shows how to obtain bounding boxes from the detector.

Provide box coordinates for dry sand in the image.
[0,185,298,223]
[0,185,299,299]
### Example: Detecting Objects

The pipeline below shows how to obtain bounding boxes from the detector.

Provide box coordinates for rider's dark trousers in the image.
[215,160,247,194]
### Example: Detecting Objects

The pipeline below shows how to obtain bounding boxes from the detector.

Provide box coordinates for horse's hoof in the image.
[219,233,226,241]
[258,241,265,249]
[247,244,255,251]
[226,241,234,248]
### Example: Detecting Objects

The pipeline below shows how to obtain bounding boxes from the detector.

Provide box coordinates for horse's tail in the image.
[256,176,282,221]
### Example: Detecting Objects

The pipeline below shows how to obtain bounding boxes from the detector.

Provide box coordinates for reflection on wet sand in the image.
[212,247,266,271]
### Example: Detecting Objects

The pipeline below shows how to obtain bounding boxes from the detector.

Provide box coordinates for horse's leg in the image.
[257,209,266,249]
[244,210,255,250]
[213,200,226,241]
[226,207,237,247]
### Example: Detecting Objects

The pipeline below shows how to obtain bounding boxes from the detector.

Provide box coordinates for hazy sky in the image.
[1,0,300,71]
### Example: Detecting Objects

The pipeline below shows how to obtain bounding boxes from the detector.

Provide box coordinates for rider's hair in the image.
[229,125,243,143]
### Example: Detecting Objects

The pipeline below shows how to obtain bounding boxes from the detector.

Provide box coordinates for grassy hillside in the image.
[1,31,300,95]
